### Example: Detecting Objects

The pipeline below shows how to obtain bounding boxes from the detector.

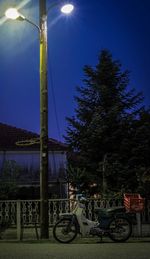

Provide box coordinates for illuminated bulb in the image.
[5,8,24,20]
[61,4,74,14]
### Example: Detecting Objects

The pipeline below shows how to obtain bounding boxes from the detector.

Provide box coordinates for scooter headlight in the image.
[79,196,87,204]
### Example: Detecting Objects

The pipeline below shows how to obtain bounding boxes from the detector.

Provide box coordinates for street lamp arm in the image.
[24,18,41,33]
[4,7,41,32]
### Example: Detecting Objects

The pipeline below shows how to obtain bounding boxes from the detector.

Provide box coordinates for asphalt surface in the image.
[0,240,150,259]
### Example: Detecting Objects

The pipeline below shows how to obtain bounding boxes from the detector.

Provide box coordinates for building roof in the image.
[0,123,67,151]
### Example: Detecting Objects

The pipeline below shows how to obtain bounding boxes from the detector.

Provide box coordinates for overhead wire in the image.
[47,47,62,142]
[48,47,67,196]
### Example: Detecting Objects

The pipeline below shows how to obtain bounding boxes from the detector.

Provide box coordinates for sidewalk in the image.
[0,228,150,243]
[0,241,150,259]
[0,227,150,243]
[0,236,150,244]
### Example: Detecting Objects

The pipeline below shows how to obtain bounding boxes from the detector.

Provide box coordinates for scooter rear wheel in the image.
[108,216,132,242]
[53,218,78,243]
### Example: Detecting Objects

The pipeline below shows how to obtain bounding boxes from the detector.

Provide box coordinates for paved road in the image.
[0,241,150,259]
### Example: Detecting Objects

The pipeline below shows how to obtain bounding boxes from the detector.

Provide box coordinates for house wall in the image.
[0,151,67,177]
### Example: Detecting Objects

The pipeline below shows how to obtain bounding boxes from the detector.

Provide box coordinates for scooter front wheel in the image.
[53,218,78,243]
[108,216,132,242]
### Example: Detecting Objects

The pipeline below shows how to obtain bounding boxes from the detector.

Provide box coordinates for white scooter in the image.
[53,195,132,243]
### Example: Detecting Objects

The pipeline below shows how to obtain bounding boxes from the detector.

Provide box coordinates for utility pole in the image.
[39,0,49,239]
[4,0,74,240]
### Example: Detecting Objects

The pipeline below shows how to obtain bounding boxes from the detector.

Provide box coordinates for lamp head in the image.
[61,4,74,15]
[5,8,25,20]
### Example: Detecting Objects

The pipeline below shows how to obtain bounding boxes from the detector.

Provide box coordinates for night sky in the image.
[0,0,150,142]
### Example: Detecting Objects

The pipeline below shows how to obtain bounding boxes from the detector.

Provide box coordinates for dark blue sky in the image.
[0,0,150,141]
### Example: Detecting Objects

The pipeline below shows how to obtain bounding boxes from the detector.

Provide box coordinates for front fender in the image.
[59,213,80,233]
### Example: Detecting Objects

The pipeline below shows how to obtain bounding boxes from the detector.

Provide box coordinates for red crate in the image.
[124,193,145,213]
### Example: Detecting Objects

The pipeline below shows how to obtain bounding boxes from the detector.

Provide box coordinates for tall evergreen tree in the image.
[65,50,149,196]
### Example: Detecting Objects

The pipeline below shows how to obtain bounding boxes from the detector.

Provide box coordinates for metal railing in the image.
[0,198,150,239]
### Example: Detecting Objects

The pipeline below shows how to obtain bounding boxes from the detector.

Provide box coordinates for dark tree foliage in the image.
[0,160,21,199]
[65,50,150,197]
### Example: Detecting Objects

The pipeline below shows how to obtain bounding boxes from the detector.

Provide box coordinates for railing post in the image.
[136,212,142,237]
[17,201,21,240]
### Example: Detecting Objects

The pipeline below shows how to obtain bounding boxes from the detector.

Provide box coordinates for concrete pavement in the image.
[0,240,150,259]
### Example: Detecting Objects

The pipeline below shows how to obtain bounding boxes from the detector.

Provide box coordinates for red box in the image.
[124,193,145,213]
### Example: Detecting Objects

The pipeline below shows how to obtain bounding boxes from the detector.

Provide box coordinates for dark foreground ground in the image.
[0,239,150,259]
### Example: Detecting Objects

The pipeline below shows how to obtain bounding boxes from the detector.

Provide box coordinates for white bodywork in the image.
[60,199,99,237]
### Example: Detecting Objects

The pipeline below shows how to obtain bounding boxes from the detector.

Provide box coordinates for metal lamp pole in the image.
[4,0,74,239]
[39,0,49,239]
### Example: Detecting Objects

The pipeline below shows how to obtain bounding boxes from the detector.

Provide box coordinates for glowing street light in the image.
[61,4,74,14]
[5,8,25,20]
[4,1,74,239]
[5,3,74,20]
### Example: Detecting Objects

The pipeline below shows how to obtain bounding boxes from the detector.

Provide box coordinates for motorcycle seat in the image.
[106,206,126,213]
[94,206,125,216]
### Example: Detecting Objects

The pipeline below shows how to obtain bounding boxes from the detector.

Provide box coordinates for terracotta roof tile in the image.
[0,123,67,151]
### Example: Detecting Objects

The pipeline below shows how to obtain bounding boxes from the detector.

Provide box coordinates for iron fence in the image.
[0,198,150,227]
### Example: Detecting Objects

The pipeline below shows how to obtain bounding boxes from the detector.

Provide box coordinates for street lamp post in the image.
[5,0,74,239]
[39,0,49,239]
